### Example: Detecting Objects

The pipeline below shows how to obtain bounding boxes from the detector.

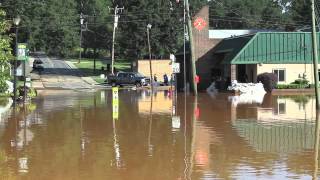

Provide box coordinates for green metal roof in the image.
[216,32,320,65]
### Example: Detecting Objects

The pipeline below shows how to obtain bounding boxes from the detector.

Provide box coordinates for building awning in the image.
[212,34,254,64]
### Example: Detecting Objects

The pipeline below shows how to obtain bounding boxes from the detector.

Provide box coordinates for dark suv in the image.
[107,72,149,87]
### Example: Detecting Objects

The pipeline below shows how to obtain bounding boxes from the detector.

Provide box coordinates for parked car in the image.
[107,72,149,87]
[33,59,44,71]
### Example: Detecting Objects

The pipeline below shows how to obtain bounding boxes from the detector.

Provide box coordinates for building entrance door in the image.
[237,65,247,82]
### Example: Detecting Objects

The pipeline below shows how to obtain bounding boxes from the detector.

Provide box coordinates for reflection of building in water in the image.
[232,96,316,153]
[234,120,315,153]
[232,96,316,123]
[138,91,172,114]
[193,121,221,170]
[258,96,315,122]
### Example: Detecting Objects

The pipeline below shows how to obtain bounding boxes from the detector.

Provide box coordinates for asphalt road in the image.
[33,52,93,90]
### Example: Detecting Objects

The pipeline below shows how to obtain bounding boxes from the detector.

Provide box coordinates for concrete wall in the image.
[137,59,172,82]
[256,64,315,84]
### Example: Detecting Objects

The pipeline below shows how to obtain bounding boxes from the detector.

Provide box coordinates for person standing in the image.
[153,74,158,82]
[163,74,168,85]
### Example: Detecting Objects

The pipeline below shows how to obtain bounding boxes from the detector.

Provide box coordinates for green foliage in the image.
[278,95,312,104]
[3,0,81,57]
[0,98,9,106]
[291,78,309,85]
[276,84,308,89]
[276,78,310,89]
[1,0,313,58]
[0,9,13,93]
[208,0,287,29]
[309,84,320,88]
[28,87,37,98]
[287,0,311,29]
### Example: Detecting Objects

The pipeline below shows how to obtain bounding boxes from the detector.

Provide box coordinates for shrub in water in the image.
[257,73,278,93]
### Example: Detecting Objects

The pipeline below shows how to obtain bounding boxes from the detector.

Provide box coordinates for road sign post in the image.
[112,87,119,120]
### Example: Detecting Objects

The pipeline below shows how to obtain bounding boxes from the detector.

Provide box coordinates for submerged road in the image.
[32,52,94,90]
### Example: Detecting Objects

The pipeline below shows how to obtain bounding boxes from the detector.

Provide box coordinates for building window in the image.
[273,69,286,82]
[273,98,286,115]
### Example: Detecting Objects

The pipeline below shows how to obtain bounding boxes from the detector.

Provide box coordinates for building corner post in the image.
[311,0,320,109]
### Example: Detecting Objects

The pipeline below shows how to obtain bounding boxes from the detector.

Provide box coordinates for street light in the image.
[13,16,21,105]
[147,24,153,90]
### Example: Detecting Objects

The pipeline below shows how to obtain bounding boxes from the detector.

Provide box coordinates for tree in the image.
[0,9,13,93]
[208,0,287,29]
[2,0,80,57]
[110,0,192,60]
[78,0,113,58]
[286,0,311,30]
[41,0,79,56]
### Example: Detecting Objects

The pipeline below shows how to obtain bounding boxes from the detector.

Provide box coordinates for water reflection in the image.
[0,91,319,179]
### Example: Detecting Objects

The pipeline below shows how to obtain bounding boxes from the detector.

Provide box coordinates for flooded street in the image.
[0,90,319,179]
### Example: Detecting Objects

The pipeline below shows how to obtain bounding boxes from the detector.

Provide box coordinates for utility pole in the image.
[79,13,84,64]
[185,0,198,95]
[110,5,124,75]
[183,0,187,92]
[93,10,97,73]
[147,24,153,90]
[13,16,21,105]
[311,0,320,109]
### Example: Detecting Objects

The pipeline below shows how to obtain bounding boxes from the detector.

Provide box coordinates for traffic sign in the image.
[193,17,207,31]
[172,63,180,73]
[17,43,27,61]
[112,87,119,120]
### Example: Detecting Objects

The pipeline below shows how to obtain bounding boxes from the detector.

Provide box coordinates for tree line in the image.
[0,0,313,60]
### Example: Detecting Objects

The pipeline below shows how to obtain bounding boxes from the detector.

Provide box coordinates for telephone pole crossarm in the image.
[110,5,124,75]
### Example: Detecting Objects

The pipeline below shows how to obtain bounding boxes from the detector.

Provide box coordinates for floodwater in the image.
[0,90,319,179]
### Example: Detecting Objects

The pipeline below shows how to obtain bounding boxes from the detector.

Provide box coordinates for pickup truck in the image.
[107,72,149,87]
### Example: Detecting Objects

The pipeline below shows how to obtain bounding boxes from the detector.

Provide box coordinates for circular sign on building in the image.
[193,17,207,31]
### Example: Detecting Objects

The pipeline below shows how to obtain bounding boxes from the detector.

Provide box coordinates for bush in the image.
[0,79,8,94]
[309,84,320,88]
[17,86,37,98]
[276,84,307,89]
[257,73,278,92]
[292,79,309,86]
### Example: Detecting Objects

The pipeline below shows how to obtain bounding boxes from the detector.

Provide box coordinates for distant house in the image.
[176,6,320,91]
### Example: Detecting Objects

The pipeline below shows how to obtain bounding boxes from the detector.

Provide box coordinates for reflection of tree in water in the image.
[279,95,313,110]
[0,149,16,179]
[0,98,9,106]
[261,94,273,108]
